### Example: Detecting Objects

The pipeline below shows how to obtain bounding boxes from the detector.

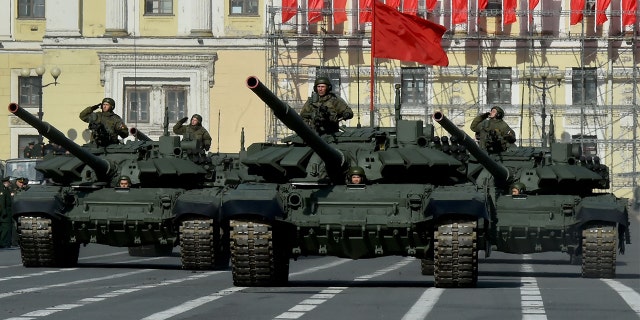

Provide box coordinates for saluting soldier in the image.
[80,98,129,146]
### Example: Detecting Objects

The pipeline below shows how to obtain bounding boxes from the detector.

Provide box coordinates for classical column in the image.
[0,0,11,40]
[190,0,213,36]
[45,0,81,37]
[105,0,128,36]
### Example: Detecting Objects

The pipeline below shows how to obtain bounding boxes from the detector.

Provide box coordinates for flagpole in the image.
[370,0,375,127]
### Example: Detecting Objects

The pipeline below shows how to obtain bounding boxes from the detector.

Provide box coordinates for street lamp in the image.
[527,69,562,148]
[20,65,62,142]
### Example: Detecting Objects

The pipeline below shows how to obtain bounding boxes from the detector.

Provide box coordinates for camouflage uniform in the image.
[301,77,353,135]
[0,181,13,248]
[79,98,128,146]
[470,107,516,153]
[173,114,212,151]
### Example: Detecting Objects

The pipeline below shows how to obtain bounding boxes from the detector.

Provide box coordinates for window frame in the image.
[572,67,598,106]
[18,76,41,108]
[144,0,173,15]
[400,67,427,106]
[229,0,259,16]
[17,0,45,19]
[486,67,512,105]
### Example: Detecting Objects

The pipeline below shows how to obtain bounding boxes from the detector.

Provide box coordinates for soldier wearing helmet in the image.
[347,166,366,185]
[510,182,526,195]
[301,76,354,135]
[470,106,516,153]
[173,114,212,151]
[118,175,132,188]
[80,97,128,146]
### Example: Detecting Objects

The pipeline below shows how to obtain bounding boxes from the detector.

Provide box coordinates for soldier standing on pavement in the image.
[301,76,353,135]
[0,177,13,248]
[470,106,516,153]
[79,98,129,147]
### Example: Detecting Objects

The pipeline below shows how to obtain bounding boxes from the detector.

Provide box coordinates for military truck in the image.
[222,77,504,288]
[433,111,630,278]
[9,103,243,269]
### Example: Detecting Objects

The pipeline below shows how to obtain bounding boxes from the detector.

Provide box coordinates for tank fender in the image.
[221,183,285,222]
[173,198,222,222]
[12,189,67,221]
[575,202,629,227]
[425,193,490,221]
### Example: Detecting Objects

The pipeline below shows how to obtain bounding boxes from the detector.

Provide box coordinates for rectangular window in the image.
[19,76,41,108]
[145,0,173,14]
[485,0,501,17]
[165,87,188,121]
[401,68,426,105]
[18,0,45,18]
[572,68,597,106]
[486,67,512,105]
[126,86,151,123]
[230,0,259,15]
[316,67,341,97]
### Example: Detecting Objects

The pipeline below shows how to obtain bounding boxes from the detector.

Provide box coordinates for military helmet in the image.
[511,182,526,193]
[348,166,366,177]
[313,76,333,93]
[191,114,203,125]
[119,175,131,183]
[102,98,116,111]
[491,106,505,119]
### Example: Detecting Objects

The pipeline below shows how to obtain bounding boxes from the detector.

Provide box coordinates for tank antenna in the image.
[217,109,221,154]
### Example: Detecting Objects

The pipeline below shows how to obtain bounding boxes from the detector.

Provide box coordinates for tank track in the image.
[18,216,79,267]
[180,218,223,270]
[433,219,478,288]
[581,224,617,278]
[230,220,289,286]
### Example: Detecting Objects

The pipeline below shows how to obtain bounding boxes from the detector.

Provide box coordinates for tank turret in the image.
[433,110,509,184]
[246,76,347,182]
[9,103,113,179]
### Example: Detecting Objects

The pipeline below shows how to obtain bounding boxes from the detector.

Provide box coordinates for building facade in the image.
[0,0,638,198]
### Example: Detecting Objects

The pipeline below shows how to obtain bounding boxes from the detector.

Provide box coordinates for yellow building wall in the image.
[82,0,107,37]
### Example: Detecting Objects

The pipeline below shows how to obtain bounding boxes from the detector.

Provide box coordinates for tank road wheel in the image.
[581,223,617,278]
[433,218,478,288]
[230,220,290,287]
[421,259,435,275]
[180,218,226,270]
[18,216,79,268]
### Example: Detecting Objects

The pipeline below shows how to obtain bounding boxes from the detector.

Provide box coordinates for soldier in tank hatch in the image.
[80,98,129,147]
[173,114,212,152]
[118,175,131,188]
[301,76,353,135]
[347,166,366,185]
[470,106,516,153]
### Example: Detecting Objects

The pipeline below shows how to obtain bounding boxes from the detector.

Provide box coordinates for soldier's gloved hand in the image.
[482,112,490,119]
[179,117,189,124]
[92,103,102,110]
[204,144,210,151]
[342,110,353,120]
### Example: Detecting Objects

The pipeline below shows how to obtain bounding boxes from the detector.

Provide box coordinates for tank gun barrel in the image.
[246,76,346,180]
[8,102,113,179]
[433,111,509,183]
[130,127,152,141]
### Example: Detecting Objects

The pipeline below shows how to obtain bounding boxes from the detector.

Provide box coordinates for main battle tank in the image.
[8,103,243,269]
[433,111,630,278]
[222,76,503,288]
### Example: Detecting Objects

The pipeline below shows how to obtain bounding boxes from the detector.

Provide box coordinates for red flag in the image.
[360,0,374,22]
[404,0,418,15]
[452,0,468,24]
[334,0,348,24]
[373,1,449,66]
[386,0,400,7]
[282,0,297,23]
[478,0,488,10]
[427,0,439,11]
[570,0,585,25]
[595,0,611,25]
[503,0,517,25]
[528,0,539,22]
[622,0,637,26]
[308,0,323,24]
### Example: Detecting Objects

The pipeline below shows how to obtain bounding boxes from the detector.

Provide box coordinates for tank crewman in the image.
[118,175,131,188]
[14,177,29,193]
[301,76,353,135]
[347,166,366,185]
[173,114,212,151]
[32,142,44,158]
[470,106,516,153]
[23,141,35,158]
[0,177,13,248]
[511,182,526,195]
[79,98,129,147]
